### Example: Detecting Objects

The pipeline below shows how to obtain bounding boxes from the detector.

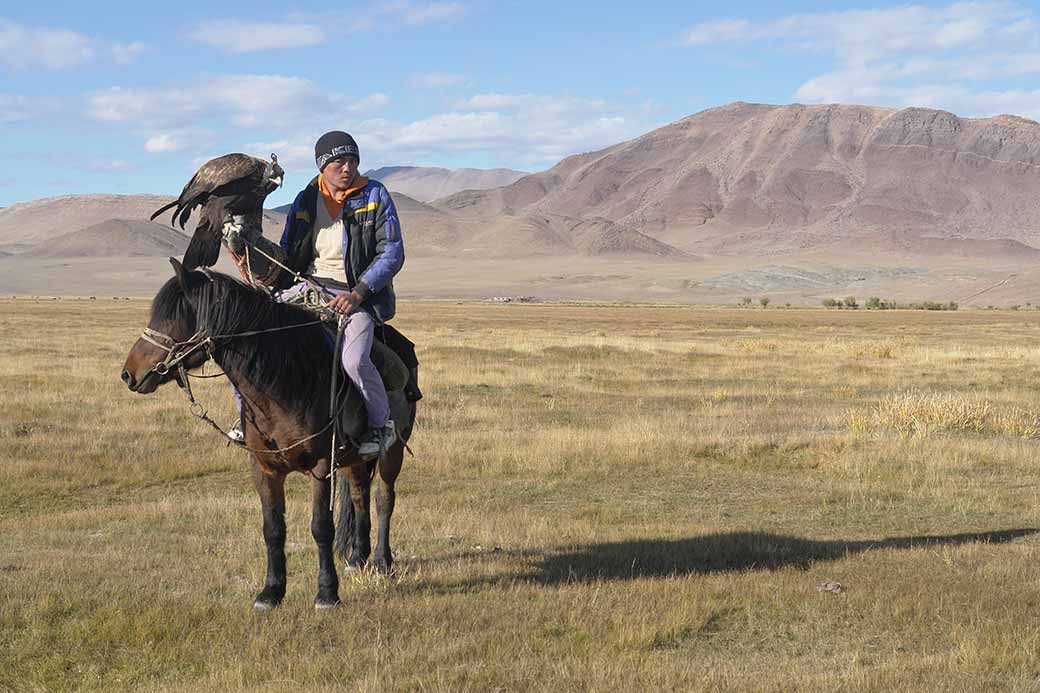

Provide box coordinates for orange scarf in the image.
[318,174,368,220]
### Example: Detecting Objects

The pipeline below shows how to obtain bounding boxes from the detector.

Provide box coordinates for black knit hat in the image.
[314,131,360,171]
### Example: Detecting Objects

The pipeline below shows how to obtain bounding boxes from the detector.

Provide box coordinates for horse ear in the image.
[169,257,188,292]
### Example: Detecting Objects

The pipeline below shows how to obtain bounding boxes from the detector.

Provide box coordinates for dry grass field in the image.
[3,297,1040,691]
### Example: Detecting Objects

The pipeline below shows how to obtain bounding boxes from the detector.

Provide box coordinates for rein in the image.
[140,317,339,459]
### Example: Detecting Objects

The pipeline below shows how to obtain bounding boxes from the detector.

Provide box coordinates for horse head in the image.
[121,258,212,393]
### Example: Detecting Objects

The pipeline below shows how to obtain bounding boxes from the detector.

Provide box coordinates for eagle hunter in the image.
[150,153,284,269]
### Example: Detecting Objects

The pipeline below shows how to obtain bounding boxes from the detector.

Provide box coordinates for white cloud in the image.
[85,159,136,173]
[0,93,59,123]
[684,2,1040,120]
[391,1,467,26]
[111,42,148,64]
[189,4,467,54]
[684,19,751,46]
[145,133,185,153]
[457,93,607,115]
[143,129,218,155]
[242,139,315,171]
[350,93,392,114]
[88,85,200,125]
[187,20,327,53]
[683,3,1030,60]
[0,18,94,70]
[408,72,467,88]
[0,19,153,70]
[257,89,653,173]
[86,75,390,132]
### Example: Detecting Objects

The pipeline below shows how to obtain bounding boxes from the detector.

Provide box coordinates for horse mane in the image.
[151,275,197,329]
[155,271,333,412]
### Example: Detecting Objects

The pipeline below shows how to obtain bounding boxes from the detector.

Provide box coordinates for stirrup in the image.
[227,421,245,445]
[357,420,395,460]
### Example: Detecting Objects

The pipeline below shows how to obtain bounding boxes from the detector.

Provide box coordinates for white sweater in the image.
[308,198,348,282]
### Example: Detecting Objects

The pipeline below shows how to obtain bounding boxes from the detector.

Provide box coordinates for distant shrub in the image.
[848,390,1039,438]
[759,297,770,308]
[822,298,839,308]
[740,297,752,306]
[843,296,859,309]
[858,298,957,311]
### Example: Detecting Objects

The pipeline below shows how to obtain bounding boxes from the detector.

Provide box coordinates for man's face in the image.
[321,155,359,190]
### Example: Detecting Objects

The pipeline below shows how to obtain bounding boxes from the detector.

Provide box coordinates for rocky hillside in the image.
[365,165,527,201]
[435,102,1040,255]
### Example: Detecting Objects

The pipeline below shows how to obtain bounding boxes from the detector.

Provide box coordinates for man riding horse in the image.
[226,131,405,460]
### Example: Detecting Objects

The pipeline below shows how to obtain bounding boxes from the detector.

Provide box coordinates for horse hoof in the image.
[344,563,365,576]
[253,600,277,612]
[314,597,341,611]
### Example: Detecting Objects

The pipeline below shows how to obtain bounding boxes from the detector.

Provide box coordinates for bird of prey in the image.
[150,153,283,269]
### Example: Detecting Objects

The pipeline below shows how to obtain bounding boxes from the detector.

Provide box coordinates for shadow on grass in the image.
[388,528,1040,595]
[528,528,1038,584]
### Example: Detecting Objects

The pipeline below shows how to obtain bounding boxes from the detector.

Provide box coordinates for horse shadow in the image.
[524,528,1038,585]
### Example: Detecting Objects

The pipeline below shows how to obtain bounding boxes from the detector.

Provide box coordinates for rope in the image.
[143,318,340,458]
[186,370,227,379]
[180,372,352,457]
[240,236,305,286]
[144,261,390,467]
[210,320,327,340]
[328,315,346,511]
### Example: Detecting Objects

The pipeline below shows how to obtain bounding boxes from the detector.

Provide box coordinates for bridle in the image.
[138,326,213,381]
[134,268,410,506]
[135,301,343,465]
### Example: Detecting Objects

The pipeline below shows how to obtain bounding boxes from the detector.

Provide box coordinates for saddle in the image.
[322,320,418,445]
[280,280,421,445]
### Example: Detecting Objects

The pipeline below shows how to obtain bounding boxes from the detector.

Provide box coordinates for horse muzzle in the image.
[122,367,160,394]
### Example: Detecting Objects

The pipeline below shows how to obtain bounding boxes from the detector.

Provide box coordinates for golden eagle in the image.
[150,153,283,269]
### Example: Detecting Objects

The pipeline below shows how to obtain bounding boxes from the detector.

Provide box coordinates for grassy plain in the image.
[2,298,1040,691]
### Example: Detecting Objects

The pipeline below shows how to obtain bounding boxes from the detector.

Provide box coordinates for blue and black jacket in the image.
[279,176,404,323]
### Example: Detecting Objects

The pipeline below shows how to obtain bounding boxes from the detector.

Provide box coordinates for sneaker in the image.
[357,420,396,459]
[227,421,245,444]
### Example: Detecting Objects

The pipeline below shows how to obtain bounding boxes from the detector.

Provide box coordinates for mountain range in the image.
[3,101,1040,304]
[363,165,527,202]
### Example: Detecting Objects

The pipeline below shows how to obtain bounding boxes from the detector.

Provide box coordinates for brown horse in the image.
[121,259,415,610]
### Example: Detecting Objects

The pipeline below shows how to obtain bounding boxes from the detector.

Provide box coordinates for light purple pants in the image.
[233,281,390,428]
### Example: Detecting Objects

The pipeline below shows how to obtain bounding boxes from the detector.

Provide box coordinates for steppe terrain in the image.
[3,102,1040,303]
[3,298,1040,689]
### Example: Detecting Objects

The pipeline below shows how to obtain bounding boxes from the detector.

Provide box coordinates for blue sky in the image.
[3,0,1039,207]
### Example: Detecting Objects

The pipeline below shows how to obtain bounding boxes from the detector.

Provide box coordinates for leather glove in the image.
[222,216,246,254]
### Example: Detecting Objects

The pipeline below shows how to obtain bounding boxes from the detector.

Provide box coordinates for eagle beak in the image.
[271,175,283,188]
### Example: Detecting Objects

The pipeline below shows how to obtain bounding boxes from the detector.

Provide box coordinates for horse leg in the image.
[343,461,374,573]
[373,444,404,575]
[310,460,340,609]
[251,462,287,610]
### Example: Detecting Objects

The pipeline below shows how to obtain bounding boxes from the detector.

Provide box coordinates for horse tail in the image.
[333,474,353,560]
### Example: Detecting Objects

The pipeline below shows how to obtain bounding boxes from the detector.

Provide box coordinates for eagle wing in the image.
[150,153,272,270]
[180,203,227,270]
[149,153,264,228]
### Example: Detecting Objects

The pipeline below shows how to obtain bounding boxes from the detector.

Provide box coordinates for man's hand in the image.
[328,290,363,315]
